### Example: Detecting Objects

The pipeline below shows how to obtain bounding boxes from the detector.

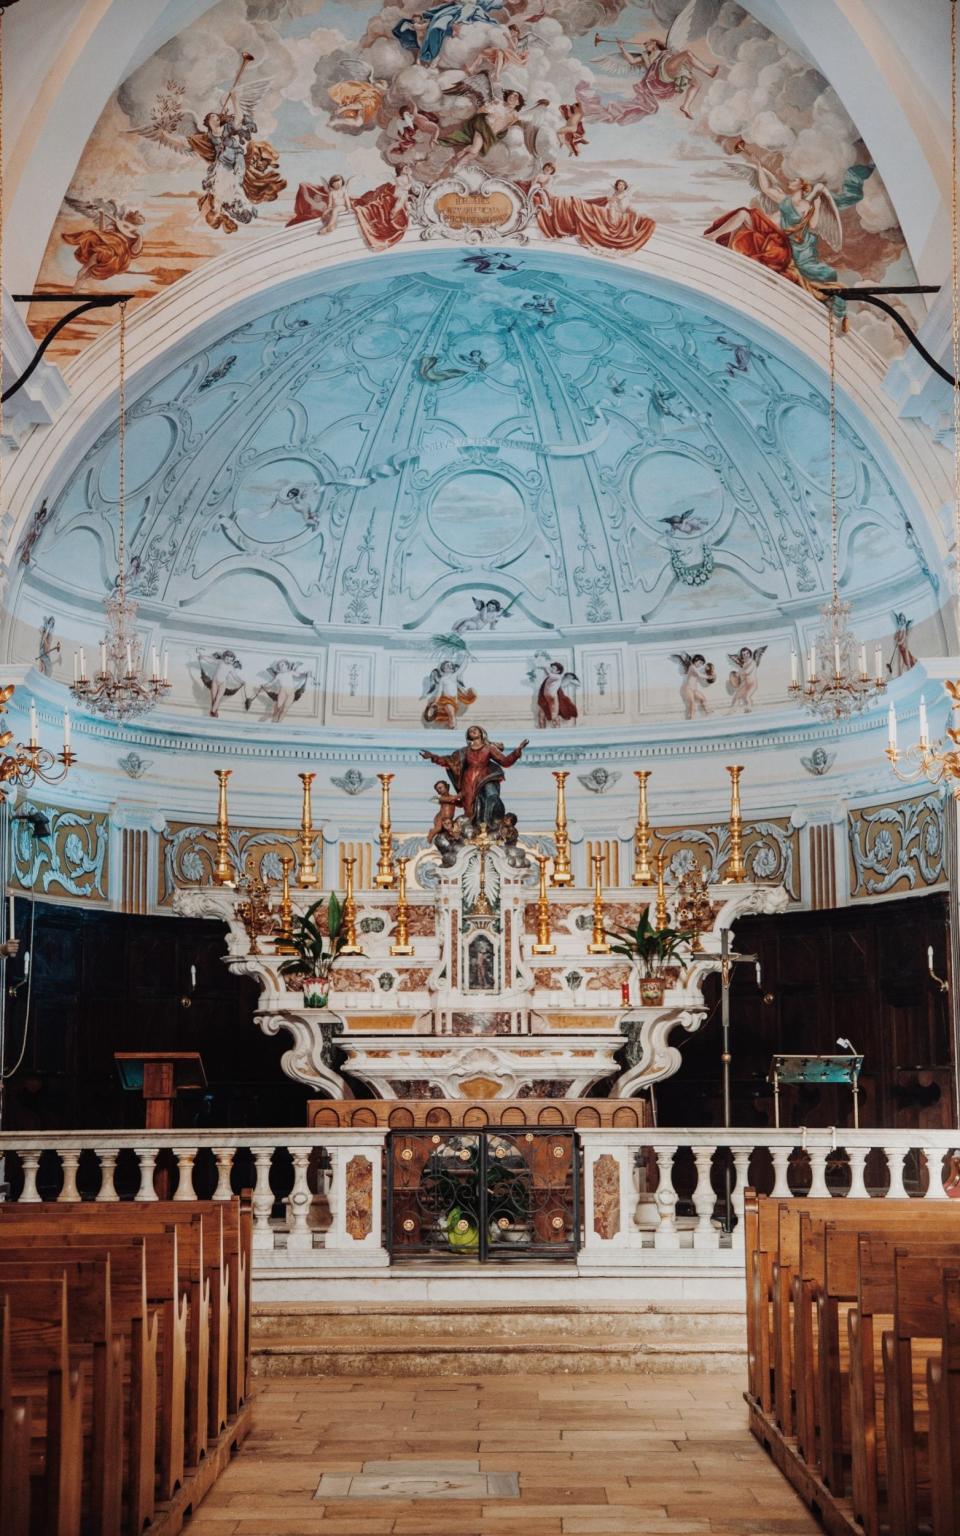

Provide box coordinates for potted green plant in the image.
[277,893,345,1007]
[607,907,692,1005]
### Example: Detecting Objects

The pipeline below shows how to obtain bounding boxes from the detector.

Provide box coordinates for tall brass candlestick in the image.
[531,854,556,955]
[632,769,653,885]
[390,856,414,955]
[587,851,611,954]
[339,854,363,954]
[374,772,396,888]
[550,770,573,886]
[275,853,296,953]
[213,769,235,887]
[724,765,747,883]
[655,849,668,931]
[296,771,320,888]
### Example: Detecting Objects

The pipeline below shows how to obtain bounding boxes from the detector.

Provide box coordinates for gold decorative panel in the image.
[11,799,109,902]
[653,817,800,900]
[848,793,945,900]
[159,820,304,905]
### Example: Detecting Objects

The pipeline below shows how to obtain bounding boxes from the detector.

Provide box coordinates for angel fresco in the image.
[286,175,350,234]
[244,659,310,723]
[705,157,876,320]
[61,198,145,285]
[352,166,417,251]
[727,645,767,714]
[887,612,918,677]
[328,61,388,131]
[393,0,508,67]
[197,648,244,718]
[589,0,718,124]
[127,53,285,234]
[438,76,533,169]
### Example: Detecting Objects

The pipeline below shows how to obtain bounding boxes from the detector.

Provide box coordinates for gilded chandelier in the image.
[70,304,171,722]
[0,687,74,799]
[789,309,885,722]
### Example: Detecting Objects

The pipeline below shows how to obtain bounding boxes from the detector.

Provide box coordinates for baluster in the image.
[212,1146,235,1201]
[924,1147,949,1198]
[654,1145,679,1250]
[96,1149,120,1202]
[884,1145,908,1199]
[731,1147,752,1245]
[692,1145,718,1250]
[59,1150,81,1203]
[135,1146,159,1202]
[846,1146,869,1200]
[252,1149,275,1247]
[173,1148,198,1201]
[770,1145,792,1199]
[286,1148,313,1252]
[808,1147,830,1199]
[324,1147,340,1238]
[18,1149,42,1203]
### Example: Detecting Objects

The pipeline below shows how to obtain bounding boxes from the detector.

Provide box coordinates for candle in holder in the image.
[887,702,898,753]
[28,701,38,746]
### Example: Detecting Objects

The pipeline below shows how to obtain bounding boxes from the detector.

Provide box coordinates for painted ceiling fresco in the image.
[32,0,918,360]
[16,251,935,677]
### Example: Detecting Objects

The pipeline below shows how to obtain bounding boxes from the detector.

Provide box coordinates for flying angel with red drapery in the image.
[590,0,718,124]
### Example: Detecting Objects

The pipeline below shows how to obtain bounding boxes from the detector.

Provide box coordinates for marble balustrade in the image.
[1,1127,957,1275]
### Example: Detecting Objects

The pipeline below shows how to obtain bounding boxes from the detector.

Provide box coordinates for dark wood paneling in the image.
[4,900,311,1131]
[656,893,953,1131]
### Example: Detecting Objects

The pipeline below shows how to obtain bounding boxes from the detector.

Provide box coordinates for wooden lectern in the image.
[114,1051,207,1129]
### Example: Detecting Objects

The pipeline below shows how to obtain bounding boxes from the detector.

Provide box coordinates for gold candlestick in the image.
[632,769,653,885]
[724,765,747,883]
[390,856,414,955]
[587,851,611,954]
[339,854,363,954]
[655,849,668,930]
[213,769,235,887]
[296,771,320,888]
[531,854,556,955]
[275,853,296,953]
[374,772,396,887]
[550,770,573,886]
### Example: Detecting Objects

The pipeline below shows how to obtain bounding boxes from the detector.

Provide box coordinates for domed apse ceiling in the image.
[13,249,940,733]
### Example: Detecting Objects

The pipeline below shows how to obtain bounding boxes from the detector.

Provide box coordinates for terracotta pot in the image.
[638,976,667,1005]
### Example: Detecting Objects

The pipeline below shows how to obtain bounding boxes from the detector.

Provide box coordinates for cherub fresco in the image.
[422,635,478,728]
[244,659,310,723]
[452,596,513,634]
[532,165,655,255]
[671,652,714,718]
[530,653,578,726]
[328,61,388,130]
[197,648,244,717]
[726,645,766,714]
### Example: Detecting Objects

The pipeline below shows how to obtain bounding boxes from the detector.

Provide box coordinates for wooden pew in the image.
[0,1293,31,1536]
[928,1269,960,1536]
[0,1255,123,1536]
[2,1275,85,1536]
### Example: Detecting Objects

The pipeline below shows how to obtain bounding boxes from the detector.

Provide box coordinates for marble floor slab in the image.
[183,1371,821,1534]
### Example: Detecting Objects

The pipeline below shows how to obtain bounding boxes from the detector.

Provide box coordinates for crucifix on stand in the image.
[717,928,761,1230]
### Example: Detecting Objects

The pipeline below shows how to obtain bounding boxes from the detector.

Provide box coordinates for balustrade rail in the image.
[1,1127,957,1273]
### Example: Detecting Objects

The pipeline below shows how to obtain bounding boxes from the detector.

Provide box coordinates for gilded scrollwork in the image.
[160,821,304,904]
[657,819,798,901]
[848,793,945,898]
[11,800,108,901]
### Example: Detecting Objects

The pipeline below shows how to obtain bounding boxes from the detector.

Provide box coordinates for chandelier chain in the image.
[953,0,960,587]
[117,300,127,607]
[828,305,838,602]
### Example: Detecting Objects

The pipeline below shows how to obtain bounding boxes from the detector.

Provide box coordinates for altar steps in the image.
[250,1301,746,1376]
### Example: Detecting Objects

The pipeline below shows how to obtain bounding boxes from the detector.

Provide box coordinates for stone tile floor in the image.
[184,1373,821,1534]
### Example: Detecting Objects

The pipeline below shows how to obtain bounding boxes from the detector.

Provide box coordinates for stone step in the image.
[251,1332,746,1377]
[250,1301,746,1343]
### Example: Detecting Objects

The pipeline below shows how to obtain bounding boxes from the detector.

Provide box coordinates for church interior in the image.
[3,1,960,1532]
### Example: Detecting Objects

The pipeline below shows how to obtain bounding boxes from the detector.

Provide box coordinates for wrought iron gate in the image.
[387,1128,580,1261]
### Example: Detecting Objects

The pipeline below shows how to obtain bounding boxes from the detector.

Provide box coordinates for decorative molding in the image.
[848,791,946,899]
[11,799,109,902]
[159,820,305,905]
